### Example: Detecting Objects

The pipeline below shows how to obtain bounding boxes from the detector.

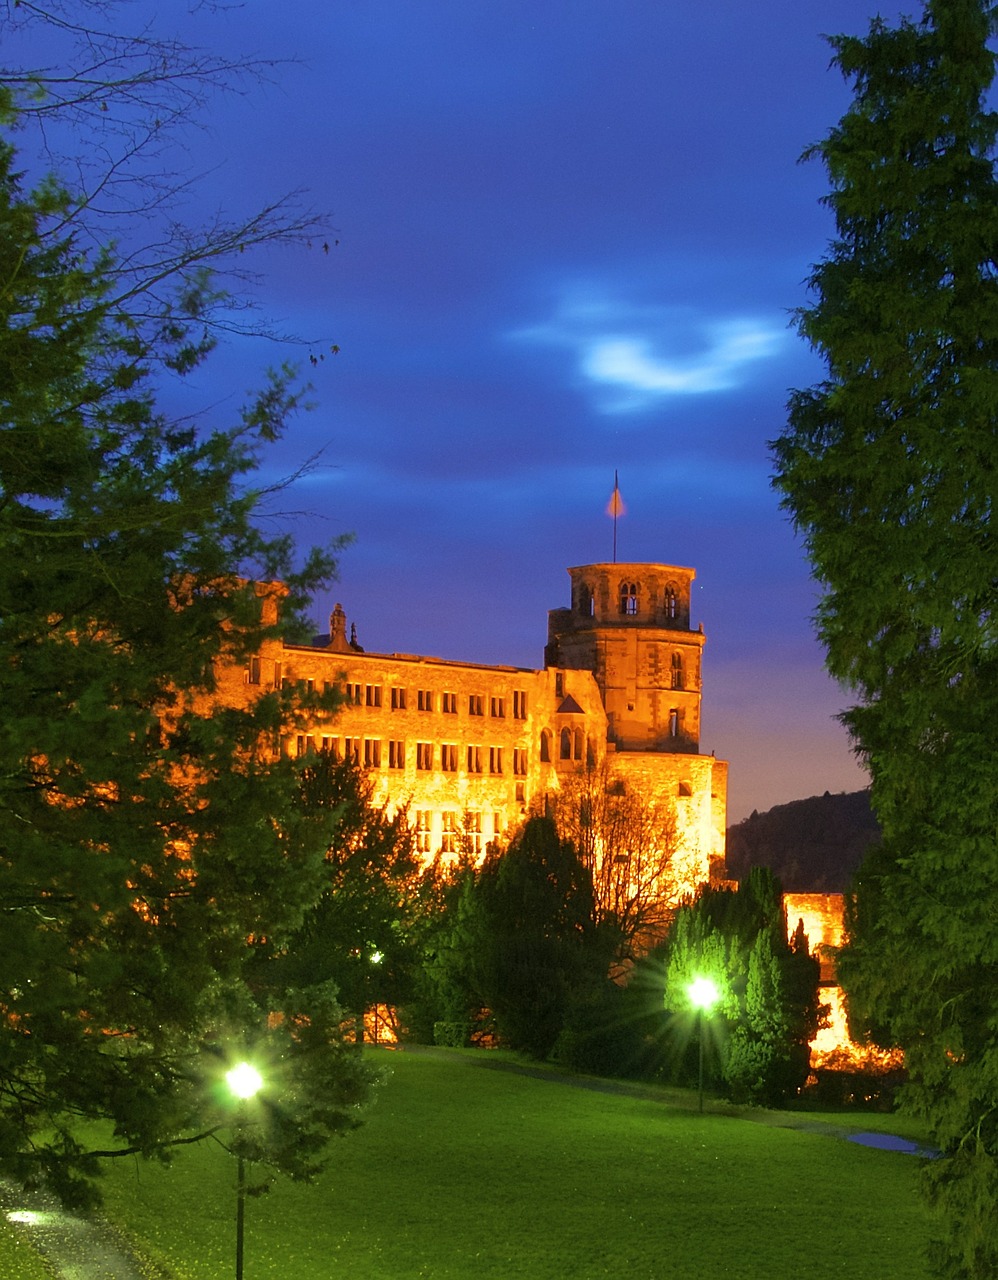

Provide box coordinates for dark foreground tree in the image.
[0,56,368,1211]
[469,818,609,1059]
[253,754,423,1041]
[772,3,998,1273]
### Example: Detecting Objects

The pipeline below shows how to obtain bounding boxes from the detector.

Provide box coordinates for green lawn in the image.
[8,1050,935,1279]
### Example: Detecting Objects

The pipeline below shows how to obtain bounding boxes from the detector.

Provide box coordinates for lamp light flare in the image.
[688,976,719,1011]
[226,1061,263,1101]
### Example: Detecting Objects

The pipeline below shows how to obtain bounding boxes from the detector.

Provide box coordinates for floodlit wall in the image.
[220,563,727,882]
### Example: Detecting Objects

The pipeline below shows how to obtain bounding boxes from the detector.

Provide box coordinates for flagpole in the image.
[606,473,625,564]
[613,470,619,563]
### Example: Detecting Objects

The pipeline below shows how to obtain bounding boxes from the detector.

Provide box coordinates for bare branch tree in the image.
[1,0,330,342]
[552,760,683,974]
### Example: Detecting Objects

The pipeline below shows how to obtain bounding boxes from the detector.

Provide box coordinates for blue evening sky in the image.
[10,2,926,821]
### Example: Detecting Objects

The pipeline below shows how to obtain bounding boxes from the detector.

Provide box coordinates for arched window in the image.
[669,708,679,738]
[664,587,678,620]
[671,652,684,690]
[540,730,552,763]
[619,582,638,616]
[560,727,573,760]
[573,729,583,760]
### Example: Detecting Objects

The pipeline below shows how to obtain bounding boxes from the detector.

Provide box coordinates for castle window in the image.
[441,744,458,772]
[306,679,315,694]
[442,692,457,714]
[464,811,482,855]
[671,653,684,690]
[467,745,483,774]
[664,587,678,620]
[489,746,503,775]
[363,738,381,768]
[669,709,679,738]
[574,729,583,760]
[345,683,362,705]
[388,740,405,769]
[273,661,282,689]
[513,748,527,776]
[245,657,261,686]
[619,582,638,616]
[321,735,338,755]
[490,696,505,719]
[578,585,594,617]
[416,741,433,770]
[560,728,572,760]
[469,694,484,716]
[678,780,693,797]
[366,684,382,707]
[440,811,458,854]
[540,730,552,762]
[391,687,407,710]
[417,689,433,712]
[344,737,360,762]
[414,810,432,854]
[513,690,527,720]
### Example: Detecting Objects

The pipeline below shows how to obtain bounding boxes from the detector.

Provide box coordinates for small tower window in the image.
[669,709,679,738]
[619,582,638,616]
[671,652,684,690]
[664,587,678,620]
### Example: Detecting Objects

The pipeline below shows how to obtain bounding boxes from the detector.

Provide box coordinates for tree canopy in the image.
[0,5,369,1208]
[772,2,998,1273]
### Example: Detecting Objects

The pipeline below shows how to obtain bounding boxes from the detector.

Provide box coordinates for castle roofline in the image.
[567,561,696,576]
[286,640,542,676]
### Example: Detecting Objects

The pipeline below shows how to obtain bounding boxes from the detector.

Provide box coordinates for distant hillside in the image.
[725,790,881,893]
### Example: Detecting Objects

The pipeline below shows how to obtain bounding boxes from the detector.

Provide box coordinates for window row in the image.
[250,668,530,719]
[573,584,683,621]
[292,736,527,776]
[413,808,505,855]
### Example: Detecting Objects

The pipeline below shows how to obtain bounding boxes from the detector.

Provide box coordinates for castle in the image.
[229,561,728,893]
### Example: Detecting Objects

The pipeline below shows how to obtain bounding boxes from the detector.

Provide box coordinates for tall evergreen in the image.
[772,4,998,1272]
[0,114,369,1207]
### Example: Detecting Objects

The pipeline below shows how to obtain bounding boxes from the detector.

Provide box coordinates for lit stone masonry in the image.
[221,562,728,888]
[784,892,904,1070]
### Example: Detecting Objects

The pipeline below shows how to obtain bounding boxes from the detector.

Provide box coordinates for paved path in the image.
[0,1178,152,1279]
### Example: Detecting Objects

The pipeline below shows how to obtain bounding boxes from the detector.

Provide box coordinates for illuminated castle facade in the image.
[234,561,728,891]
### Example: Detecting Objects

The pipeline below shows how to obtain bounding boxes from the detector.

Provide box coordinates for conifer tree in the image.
[772,4,998,1272]
[0,11,371,1206]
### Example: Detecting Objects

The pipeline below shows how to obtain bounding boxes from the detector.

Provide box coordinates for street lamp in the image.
[226,1062,263,1280]
[687,977,719,1114]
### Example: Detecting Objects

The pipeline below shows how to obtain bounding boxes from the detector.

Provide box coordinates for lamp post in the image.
[226,1062,263,1280]
[687,977,719,1114]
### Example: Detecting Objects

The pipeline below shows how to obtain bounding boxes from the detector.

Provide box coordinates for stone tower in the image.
[545,562,705,753]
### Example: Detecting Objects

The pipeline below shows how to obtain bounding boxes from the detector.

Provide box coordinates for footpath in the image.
[0,1178,152,1280]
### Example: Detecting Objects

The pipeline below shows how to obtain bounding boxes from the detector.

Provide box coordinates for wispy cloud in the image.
[512,292,784,413]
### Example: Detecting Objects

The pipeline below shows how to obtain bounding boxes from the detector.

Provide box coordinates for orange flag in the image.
[606,472,626,518]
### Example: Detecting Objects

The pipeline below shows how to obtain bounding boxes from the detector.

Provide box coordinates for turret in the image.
[546,563,705,752]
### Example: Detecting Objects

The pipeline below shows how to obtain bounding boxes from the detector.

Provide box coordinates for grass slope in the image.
[10,1050,934,1279]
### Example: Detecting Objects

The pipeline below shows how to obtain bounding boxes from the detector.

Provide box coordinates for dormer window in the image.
[619,582,638,616]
